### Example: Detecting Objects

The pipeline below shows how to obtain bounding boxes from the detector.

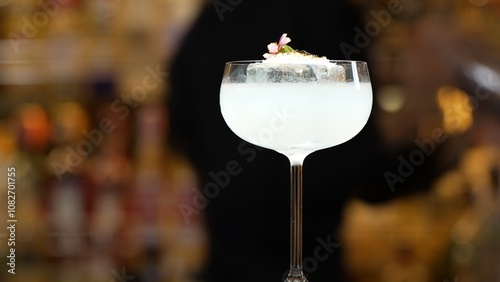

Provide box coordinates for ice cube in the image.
[247,63,317,83]
[246,62,345,83]
[327,63,346,82]
[309,63,346,82]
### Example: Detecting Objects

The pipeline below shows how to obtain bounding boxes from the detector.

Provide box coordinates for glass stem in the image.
[286,163,308,282]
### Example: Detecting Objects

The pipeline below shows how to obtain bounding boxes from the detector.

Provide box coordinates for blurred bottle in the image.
[43,102,93,282]
[84,102,134,280]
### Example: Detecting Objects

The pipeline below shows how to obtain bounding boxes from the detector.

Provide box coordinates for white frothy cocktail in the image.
[220,82,372,163]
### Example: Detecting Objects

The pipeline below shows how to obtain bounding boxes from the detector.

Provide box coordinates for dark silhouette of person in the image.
[168,1,388,281]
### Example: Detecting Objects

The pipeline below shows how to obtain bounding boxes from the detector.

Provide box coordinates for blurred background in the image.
[0,0,499,282]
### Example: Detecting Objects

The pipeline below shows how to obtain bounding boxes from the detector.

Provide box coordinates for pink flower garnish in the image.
[264,33,292,58]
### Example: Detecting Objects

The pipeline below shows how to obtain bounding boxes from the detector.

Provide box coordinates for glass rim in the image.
[225,59,368,65]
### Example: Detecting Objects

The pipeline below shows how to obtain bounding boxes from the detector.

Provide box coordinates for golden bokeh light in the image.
[436,86,473,135]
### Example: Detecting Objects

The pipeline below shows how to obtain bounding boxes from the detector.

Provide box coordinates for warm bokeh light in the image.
[376,84,406,113]
[436,86,473,135]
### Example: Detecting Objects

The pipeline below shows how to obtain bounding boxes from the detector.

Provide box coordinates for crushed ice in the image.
[246,52,345,83]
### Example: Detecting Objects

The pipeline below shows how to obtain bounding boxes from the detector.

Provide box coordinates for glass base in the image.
[285,271,308,282]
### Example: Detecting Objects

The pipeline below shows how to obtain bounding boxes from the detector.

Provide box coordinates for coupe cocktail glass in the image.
[219,60,372,281]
